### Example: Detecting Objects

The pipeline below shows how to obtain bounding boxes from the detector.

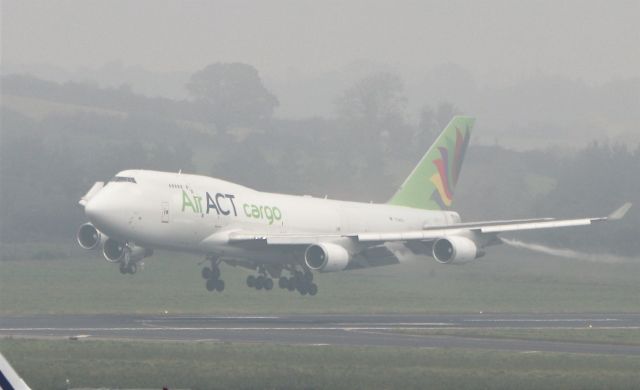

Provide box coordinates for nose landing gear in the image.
[202,255,225,292]
[118,252,143,275]
[119,261,138,274]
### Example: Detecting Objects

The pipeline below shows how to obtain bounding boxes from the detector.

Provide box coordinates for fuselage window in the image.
[110,176,137,184]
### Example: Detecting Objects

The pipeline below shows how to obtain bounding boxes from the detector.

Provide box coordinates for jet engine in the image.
[103,238,126,262]
[432,236,480,264]
[103,238,152,263]
[304,243,350,272]
[76,223,105,250]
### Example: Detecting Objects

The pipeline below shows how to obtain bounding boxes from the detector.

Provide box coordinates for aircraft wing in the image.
[226,203,631,246]
[357,203,631,242]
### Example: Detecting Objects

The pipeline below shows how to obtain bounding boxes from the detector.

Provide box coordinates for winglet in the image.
[608,203,632,221]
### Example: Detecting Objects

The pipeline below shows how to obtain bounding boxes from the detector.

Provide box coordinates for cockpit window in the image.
[109,176,137,184]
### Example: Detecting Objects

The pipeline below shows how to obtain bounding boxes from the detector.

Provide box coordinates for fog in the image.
[3,5,640,389]
[1,0,638,257]
[4,1,639,82]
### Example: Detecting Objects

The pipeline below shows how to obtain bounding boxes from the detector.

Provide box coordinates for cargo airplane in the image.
[77,117,631,295]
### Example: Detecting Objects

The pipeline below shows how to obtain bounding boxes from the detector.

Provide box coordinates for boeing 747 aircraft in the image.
[77,117,631,295]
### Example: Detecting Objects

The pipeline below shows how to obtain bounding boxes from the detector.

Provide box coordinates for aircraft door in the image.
[161,202,170,223]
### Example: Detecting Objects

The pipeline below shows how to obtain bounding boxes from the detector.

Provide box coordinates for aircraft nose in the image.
[84,190,124,233]
[84,193,107,225]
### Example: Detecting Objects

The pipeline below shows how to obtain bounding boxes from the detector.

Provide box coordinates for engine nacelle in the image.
[103,238,125,263]
[304,243,350,272]
[77,223,105,250]
[432,236,479,264]
[128,245,154,262]
[103,238,153,263]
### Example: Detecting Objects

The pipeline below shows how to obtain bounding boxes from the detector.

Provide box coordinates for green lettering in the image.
[181,190,196,212]
[194,196,203,213]
[243,204,252,217]
[251,205,260,218]
[273,207,282,220]
[264,207,274,225]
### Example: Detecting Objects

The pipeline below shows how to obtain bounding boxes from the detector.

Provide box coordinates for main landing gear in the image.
[279,270,318,296]
[202,256,225,292]
[246,274,274,291]
[247,266,318,296]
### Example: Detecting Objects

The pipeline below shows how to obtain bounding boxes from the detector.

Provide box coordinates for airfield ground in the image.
[1,245,639,315]
[2,339,640,390]
[1,244,639,388]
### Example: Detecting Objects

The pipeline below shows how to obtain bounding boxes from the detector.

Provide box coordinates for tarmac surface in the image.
[2,313,640,355]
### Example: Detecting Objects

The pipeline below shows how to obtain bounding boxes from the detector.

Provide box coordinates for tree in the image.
[413,102,459,153]
[334,72,409,198]
[435,101,459,130]
[186,63,279,131]
[335,72,407,138]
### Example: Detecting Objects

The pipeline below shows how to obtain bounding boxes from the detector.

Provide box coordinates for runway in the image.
[2,313,640,356]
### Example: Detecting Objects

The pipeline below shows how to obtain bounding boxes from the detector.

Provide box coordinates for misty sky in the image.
[3,0,639,86]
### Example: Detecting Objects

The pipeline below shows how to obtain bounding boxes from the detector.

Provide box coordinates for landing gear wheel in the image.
[297,283,308,296]
[255,276,264,290]
[126,263,137,274]
[206,278,217,291]
[215,279,225,292]
[119,263,127,274]
[247,275,256,288]
[203,266,220,279]
[308,283,318,296]
[287,278,296,291]
[264,278,274,291]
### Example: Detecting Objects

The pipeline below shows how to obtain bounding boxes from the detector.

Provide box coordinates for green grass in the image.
[392,328,640,346]
[1,245,639,315]
[0,247,640,315]
[2,338,640,390]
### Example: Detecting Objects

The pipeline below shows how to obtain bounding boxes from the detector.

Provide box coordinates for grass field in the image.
[2,338,640,390]
[1,245,639,315]
[2,245,639,389]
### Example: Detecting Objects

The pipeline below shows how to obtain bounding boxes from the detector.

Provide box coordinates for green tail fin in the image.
[388,116,474,210]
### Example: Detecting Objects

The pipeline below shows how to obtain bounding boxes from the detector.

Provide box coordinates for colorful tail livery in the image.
[388,116,474,210]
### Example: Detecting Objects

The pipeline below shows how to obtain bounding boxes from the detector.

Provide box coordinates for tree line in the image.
[1,64,638,255]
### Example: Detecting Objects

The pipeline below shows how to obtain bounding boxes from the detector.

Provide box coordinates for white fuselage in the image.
[85,170,460,262]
